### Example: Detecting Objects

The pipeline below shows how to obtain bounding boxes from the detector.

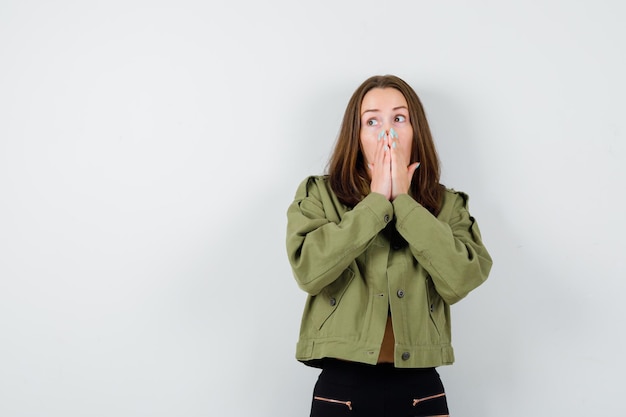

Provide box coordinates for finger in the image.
[389,127,398,141]
[383,141,391,172]
[374,130,386,163]
[375,138,389,173]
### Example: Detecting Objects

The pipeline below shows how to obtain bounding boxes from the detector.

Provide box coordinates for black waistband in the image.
[321,358,437,380]
[320,359,440,386]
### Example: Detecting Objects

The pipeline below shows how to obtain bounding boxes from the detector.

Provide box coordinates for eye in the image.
[395,115,407,123]
[365,118,379,126]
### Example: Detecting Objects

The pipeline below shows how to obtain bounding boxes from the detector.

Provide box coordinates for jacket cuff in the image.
[360,192,394,227]
[392,193,424,223]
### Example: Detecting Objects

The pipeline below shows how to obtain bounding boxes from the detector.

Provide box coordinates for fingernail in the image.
[378,130,385,141]
[390,127,398,139]
[416,162,421,169]
[391,141,397,149]
[384,144,389,151]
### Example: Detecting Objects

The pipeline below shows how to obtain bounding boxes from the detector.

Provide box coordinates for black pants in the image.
[310,359,449,417]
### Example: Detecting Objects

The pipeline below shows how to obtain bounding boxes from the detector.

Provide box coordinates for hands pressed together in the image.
[368,128,420,201]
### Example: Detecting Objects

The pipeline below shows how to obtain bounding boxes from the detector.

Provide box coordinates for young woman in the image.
[286,74,493,417]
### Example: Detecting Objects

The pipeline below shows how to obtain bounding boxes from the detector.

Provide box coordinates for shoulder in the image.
[443,187,469,206]
[438,187,471,221]
[290,175,349,221]
[294,175,331,199]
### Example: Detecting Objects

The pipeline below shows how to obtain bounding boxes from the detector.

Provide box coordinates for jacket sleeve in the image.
[392,191,493,305]
[286,177,393,295]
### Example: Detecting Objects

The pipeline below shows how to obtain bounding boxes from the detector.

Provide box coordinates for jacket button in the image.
[397,289,404,298]
[402,352,410,360]
[329,298,336,306]
[383,214,390,223]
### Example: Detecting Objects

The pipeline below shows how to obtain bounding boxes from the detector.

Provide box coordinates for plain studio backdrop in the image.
[1,1,624,416]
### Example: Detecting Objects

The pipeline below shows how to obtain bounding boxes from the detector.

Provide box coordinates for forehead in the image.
[360,88,408,112]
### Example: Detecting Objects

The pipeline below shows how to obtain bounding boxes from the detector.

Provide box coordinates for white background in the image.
[1,1,625,415]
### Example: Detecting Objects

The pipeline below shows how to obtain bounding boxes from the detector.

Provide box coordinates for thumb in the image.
[408,162,421,180]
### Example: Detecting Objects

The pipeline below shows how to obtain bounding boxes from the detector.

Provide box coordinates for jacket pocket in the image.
[309,268,355,330]
[425,276,444,337]
[303,269,354,330]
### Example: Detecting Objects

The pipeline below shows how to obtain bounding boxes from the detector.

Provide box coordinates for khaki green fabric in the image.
[286,176,493,368]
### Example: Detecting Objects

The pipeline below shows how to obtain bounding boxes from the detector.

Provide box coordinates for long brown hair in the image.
[327,75,444,215]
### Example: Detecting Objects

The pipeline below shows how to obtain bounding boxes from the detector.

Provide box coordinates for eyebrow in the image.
[361,106,408,116]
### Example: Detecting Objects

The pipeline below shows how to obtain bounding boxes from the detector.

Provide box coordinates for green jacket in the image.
[286,175,493,368]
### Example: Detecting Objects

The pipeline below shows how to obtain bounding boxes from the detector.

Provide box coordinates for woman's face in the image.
[359,87,413,170]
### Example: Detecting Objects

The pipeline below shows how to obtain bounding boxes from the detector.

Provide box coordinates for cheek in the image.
[404,139,413,156]
[399,135,412,155]
[403,130,413,156]
[360,135,374,161]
